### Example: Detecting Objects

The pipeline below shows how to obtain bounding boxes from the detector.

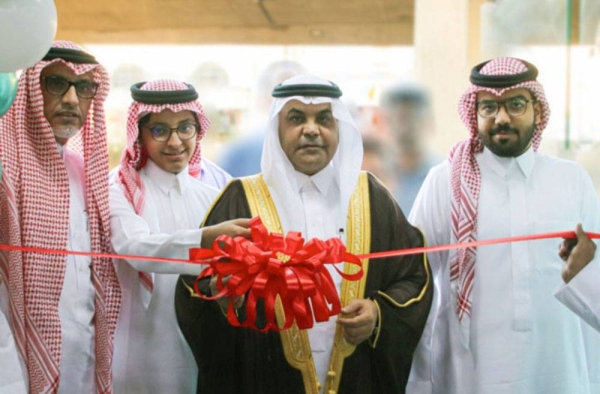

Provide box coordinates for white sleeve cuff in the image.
[554,259,600,332]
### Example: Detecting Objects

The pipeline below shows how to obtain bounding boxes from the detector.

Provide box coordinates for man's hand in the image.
[209,275,245,310]
[559,223,597,284]
[201,218,251,248]
[336,299,378,345]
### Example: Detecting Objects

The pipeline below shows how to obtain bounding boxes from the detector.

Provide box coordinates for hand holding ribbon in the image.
[189,216,364,332]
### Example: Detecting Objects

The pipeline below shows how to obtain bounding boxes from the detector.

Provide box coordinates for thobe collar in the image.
[479,145,534,179]
[293,163,335,196]
[56,142,65,159]
[143,160,191,195]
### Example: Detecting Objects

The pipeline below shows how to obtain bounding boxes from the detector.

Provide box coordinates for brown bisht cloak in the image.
[175,172,432,394]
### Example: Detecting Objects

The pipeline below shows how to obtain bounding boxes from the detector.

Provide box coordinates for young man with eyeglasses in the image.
[109,79,250,393]
[406,57,600,394]
[0,41,121,393]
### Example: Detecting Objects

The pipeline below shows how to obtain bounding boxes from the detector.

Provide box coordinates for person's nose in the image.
[494,103,511,125]
[302,119,320,137]
[165,129,184,147]
[61,85,80,106]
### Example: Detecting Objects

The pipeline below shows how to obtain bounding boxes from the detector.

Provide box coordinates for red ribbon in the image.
[2,231,597,262]
[1,223,599,332]
[189,217,363,331]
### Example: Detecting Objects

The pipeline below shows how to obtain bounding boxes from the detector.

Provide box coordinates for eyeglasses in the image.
[143,123,199,142]
[42,75,99,99]
[476,97,536,118]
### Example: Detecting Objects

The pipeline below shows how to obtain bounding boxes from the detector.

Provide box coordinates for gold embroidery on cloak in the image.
[241,172,371,394]
[323,171,370,393]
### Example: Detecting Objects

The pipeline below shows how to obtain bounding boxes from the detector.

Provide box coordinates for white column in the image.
[413,0,489,155]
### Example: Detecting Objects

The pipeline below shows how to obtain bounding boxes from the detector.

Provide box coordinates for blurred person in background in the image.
[218,60,306,177]
[380,82,440,213]
[361,135,397,192]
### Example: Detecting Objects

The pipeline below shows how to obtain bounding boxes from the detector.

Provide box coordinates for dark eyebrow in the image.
[75,76,94,83]
[177,118,196,124]
[286,108,305,116]
[48,74,94,83]
[148,119,196,127]
[505,94,530,100]
[480,94,529,102]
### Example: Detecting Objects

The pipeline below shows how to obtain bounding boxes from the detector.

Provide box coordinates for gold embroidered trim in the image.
[368,299,382,348]
[241,175,320,394]
[240,175,280,233]
[200,179,232,227]
[181,278,201,298]
[324,171,371,393]
[180,277,234,318]
[376,228,430,308]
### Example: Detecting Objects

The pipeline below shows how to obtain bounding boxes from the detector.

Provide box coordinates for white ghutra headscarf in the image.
[261,75,363,236]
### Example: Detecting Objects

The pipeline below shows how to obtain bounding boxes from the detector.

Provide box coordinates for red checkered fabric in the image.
[450,57,550,328]
[116,79,210,294]
[0,41,121,394]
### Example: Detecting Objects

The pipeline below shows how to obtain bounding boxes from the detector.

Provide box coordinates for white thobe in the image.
[108,157,231,190]
[407,147,600,394]
[200,157,232,189]
[289,166,343,394]
[555,260,600,332]
[0,146,96,394]
[110,160,219,394]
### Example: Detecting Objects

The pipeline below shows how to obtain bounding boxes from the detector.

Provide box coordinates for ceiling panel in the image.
[54,0,414,45]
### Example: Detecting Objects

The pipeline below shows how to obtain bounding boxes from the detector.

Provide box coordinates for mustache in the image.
[490,124,518,136]
[163,149,186,154]
[298,139,325,148]
[299,143,325,148]
[55,109,81,118]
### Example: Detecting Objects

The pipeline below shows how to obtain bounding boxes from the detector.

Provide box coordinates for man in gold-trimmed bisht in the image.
[175,75,433,394]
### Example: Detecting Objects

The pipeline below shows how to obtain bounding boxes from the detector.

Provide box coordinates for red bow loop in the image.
[188,216,364,331]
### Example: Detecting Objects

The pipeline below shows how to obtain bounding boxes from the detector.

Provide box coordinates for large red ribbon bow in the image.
[189,217,364,331]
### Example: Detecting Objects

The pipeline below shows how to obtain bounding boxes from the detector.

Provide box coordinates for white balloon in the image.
[0,0,57,72]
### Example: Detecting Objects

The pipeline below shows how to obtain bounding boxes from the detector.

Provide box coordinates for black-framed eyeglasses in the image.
[42,75,99,99]
[476,97,536,118]
[143,123,199,142]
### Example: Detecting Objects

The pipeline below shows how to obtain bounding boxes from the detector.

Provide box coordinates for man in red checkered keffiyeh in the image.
[407,57,600,394]
[0,41,121,393]
[450,57,550,330]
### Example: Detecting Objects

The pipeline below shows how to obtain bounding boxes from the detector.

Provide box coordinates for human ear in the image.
[533,101,542,125]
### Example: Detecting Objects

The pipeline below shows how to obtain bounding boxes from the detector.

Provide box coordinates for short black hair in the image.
[138,113,152,131]
[380,83,430,110]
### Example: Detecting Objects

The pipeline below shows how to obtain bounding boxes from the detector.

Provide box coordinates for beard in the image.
[52,126,80,141]
[479,123,535,158]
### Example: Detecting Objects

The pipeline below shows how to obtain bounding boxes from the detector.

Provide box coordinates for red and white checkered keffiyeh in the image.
[116,79,210,295]
[451,57,550,337]
[0,41,121,393]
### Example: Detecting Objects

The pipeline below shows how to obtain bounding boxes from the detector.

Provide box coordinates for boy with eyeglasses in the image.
[109,79,249,393]
[0,41,121,393]
[407,57,600,394]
